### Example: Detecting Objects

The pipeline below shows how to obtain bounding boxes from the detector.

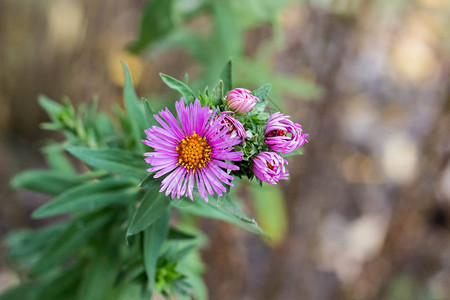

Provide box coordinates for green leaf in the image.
[42,144,76,174]
[252,83,271,102]
[184,273,207,300]
[252,102,268,115]
[67,147,147,180]
[113,105,132,136]
[38,95,63,122]
[95,114,117,146]
[76,239,120,300]
[176,251,207,300]
[175,243,197,261]
[212,80,224,106]
[138,172,159,189]
[173,194,263,235]
[30,212,113,276]
[5,223,66,262]
[144,208,170,289]
[127,181,171,236]
[11,170,84,195]
[219,59,232,92]
[32,178,140,219]
[35,263,83,300]
[121,62,146,152]
[250,184,287,246]
[143,98,159,128]
[127,0,174,54]
[281,147,304,157]
[83,97,98,126]
[167,227,196,241]
[160,73,196,104]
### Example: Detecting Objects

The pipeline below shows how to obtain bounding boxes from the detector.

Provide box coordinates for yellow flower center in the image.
[176,132,211,173]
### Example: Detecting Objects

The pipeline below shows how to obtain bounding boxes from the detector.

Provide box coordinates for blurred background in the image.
[1,0,450,299]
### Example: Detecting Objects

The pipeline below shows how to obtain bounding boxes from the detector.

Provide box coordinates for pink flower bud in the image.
[265,112,308,153]
[226,88,260,114]
[252,152,289,184]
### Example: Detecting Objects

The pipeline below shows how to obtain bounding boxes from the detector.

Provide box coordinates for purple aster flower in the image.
[252,152,289,184]
[142,99,243,202]
[265,112,309,153]
[226,88,260,114]
[219,112,248,144]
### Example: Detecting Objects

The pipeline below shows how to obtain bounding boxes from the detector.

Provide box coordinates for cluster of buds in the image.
[223,88,309,184]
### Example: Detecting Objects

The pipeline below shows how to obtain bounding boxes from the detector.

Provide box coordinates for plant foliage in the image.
[2,61,271,300]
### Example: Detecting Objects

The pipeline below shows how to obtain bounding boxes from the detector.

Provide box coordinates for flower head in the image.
[252,152,289,184]
[265,112,308,153]
[142,99,243,202]
[226,88,260,114]
[219,112,248,144]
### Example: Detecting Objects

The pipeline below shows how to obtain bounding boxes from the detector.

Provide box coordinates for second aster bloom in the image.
[142,99,243,202]
[265,112,309,153]
[219,112,248,144]
[252,152,289,184]
[226,88,260,114]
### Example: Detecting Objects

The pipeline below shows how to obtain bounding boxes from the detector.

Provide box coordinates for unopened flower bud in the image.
[265,112,308,153]
[226,88,260,114]
[252,152,289,184]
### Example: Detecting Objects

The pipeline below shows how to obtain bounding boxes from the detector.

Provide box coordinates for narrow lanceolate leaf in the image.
[144,208,170,289]
[67,147,147,180]
[142,98,159,128]
[38,95,63,122]
[30,212,113,277]
[252,83,271,102]
[121,62,146,152]
[173,194,264,235]
[160,73,196,104]
[127,181,171,236]
[212,80,224,106]
[219,59,232,93]
[11,170,84,195]
[32,178,140,219]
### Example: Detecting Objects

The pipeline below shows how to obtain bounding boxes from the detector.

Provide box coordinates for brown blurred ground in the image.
[1,0,450,299]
